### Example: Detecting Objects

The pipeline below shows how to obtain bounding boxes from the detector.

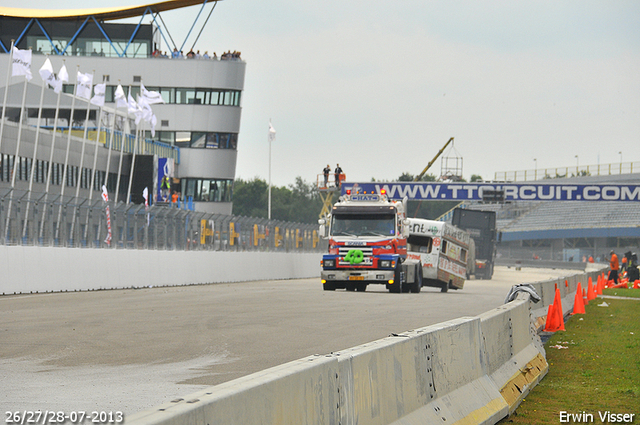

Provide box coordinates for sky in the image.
[14,0,640,187]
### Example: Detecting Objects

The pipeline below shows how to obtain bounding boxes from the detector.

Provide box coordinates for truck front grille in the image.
[338,246,373,266]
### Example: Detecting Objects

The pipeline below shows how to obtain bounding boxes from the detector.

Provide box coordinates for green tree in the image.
[470,174,483,182]
[232,176,323,224]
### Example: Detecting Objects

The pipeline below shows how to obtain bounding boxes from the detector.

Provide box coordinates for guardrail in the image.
[127,267,604,425]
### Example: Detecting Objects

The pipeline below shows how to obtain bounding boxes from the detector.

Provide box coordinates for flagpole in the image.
[115,85,132,204]
[4,49,31,242]
[0,40,14,157]
[126,118,140,204]
[70,71,94,242]
[268,119,272,220]
[40,60,66,243]
[85,82,106,242]
[22,56,48,241]
[55,65,80,243]
[103,80,122,191]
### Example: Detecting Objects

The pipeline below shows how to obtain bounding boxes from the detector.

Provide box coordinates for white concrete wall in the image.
[0,246,320,295]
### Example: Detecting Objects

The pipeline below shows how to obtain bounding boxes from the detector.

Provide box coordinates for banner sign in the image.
[342,182,640,202]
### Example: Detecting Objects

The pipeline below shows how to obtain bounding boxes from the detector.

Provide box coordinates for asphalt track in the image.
[0,266,576,418]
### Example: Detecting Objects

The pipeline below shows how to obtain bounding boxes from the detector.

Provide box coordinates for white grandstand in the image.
[462,173,640,261]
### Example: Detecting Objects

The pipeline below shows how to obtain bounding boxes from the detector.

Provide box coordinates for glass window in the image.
[175,132,191,148]
[205,133,219,148]
[190,133,207,148]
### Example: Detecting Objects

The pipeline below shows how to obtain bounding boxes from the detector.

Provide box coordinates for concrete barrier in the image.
[0,246,320,295]
[123,267,609,424]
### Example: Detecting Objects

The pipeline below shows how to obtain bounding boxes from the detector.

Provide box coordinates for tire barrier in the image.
[125,267,605,425]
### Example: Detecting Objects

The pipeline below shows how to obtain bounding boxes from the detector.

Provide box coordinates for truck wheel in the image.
[411,266,422,293]
[356,284,367,292]
[346,284,356,291]
[389,267,402,293]
[440,281,449,293]
[323,283,335,291]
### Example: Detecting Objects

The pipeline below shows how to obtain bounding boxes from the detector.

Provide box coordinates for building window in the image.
[182,178,233,202]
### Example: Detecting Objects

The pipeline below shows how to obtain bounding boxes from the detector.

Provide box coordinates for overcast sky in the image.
[15,0,640,186]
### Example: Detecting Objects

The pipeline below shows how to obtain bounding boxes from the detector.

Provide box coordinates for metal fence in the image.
[494,160,639,182]
[0,189,324,252]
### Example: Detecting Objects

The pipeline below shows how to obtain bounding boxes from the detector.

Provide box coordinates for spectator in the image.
[608,250,619,284]
[187,49,195,59]
[203,51,210,59]
[334,163,343,187]
[323,164,331,187]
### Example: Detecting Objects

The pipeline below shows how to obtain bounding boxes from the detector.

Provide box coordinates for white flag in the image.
[90,83,106,107]
[12,47,32,81]
[150,114,157,137]
[76,71,93,100]
[53,64,69,94]
[101,185,109,202]
[39,58,56,87]
[137,95,154,123]
[114,85,127,108]
[268,122,276,143]
[127,92,139,115]
[141,83,165,104]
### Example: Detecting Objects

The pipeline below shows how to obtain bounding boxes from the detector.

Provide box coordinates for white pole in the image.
[126,120,140,204]
[22,66,48,240]
[40,60,65,242]
[268,134,271,220]
[102,80,123,192]
[115,85,132,203]
[0,40,15,156]
[55,65,79,242]
[4,61,31,242]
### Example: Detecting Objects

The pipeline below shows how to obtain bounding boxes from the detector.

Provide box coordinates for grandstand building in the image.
[464,173,640,262]
[0,1,244,214]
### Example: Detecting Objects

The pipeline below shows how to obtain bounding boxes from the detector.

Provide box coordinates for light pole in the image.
[575,155,579,175]
[619,151,623,173]
[268,120,276,219]
[533,158,537,180]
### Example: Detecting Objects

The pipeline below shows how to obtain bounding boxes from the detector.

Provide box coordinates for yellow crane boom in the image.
[414,137,454,181]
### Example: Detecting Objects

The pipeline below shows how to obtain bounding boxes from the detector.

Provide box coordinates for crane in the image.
[413,137,454,182]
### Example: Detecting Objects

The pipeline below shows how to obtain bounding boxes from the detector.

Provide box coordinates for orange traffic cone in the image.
[572,283,585,315]
[583,288,589,306]
[565,279,569,288]
[587,280,596,301]
[596,275,603,295]
[544,287,565,332]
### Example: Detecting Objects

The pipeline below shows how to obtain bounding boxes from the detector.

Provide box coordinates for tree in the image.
[232,176,323,224]
[470,174,483,182]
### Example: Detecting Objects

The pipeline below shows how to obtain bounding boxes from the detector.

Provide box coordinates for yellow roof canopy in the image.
[0,0,214,21]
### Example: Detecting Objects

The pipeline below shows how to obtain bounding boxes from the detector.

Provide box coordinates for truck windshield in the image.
[331,213,396,237]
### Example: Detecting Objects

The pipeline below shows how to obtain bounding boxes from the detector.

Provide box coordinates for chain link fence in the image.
[0,189,324,252]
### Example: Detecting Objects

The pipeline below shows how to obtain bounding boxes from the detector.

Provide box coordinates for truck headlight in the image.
[380,260,391,268]
[324,259,336,268]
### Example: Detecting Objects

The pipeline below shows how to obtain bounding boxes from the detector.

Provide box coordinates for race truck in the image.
[318,191,422,293]
[406,218,472,292]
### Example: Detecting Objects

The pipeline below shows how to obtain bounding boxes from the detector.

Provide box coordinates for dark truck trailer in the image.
[451,208,498,279]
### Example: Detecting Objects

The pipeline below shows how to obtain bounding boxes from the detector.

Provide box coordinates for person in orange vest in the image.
[620,256,628,277]
[588,255,594,263]
[608,250,619,283]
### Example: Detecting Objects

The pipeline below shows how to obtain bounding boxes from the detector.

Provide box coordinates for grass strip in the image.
[499,296,640,424]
